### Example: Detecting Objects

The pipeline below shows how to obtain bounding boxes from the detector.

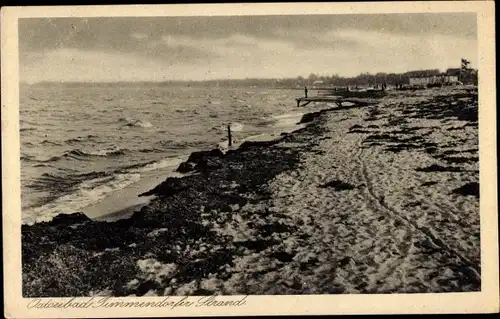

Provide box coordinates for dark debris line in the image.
[348,91,479,193]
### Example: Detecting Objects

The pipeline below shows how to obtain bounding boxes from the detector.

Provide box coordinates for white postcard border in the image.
[2,2,498,317]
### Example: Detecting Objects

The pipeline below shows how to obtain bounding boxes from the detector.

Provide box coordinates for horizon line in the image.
[21,65,472,85]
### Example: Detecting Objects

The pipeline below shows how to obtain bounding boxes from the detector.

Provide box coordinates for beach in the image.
[22,86,480,296]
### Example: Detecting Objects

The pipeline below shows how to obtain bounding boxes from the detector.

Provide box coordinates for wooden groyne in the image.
[295,87,387,107]
[296,96,381,108]
[296,87,387,107]
[296,96,343,107]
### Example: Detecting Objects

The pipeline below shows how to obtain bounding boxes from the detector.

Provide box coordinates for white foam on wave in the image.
[215,122,244,133]
[271,112,304,120]
[84,147,125,156]
[217,111,308,153]
[22,153,195,224]
[133,120,153,128]
[218,140,237,152]
[120,117,153,128]
[270,112,304,128]
[229,122,244,132]
[23,173,142,225]
[131,156,188,173]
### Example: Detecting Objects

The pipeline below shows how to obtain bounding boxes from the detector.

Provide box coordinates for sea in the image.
[20,83,329,224]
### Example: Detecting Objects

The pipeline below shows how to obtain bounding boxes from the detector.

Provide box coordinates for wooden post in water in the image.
[227,124,232,147]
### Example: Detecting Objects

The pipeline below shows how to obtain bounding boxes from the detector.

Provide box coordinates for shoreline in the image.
[22,88,480,296]
[22,104,340,297]
[22,109,310,225]
[84,110,308,222]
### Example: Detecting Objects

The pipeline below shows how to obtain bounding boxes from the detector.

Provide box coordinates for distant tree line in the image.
[160,67,477,88]
[152,70,444,88]
[30,64,477,88]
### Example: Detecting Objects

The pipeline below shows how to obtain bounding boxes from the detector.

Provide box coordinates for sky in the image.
[19,13,477,83]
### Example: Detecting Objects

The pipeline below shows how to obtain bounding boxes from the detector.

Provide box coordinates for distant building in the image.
[409,70,460,86]
[312,80,325,88]
[446,68,462,76]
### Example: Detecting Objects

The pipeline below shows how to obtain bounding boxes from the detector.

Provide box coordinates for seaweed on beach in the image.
[348,129,372,134]
[320,179,356,191]
[421,181,439,187]
[441,149,478,155]
[439,156,478,165]
[385,144,422,153]
[359,92,478,159]
[298,108,332,124]
[452,182,479,198]
[402,93,478,123]
[415,164,463,173]
[350,124,364,130]
[364,133,392,141]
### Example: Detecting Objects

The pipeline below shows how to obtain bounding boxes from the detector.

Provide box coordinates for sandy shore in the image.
[22,87,480,296]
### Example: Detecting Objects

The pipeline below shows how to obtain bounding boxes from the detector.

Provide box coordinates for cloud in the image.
[19,14,477,82]
[269,28,360,51]
[19,13,476,52]
[21,49,161,82]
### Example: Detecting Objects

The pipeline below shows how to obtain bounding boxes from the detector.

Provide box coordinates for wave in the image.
[269,112,304,128]
[212,122,245,132]
[67,148,127,157]
[32,163,57,168]
[138,147,165,153]
[21,154,36,162]
[24,145,173,165]
[23,173,141,225]
[24,139,63,147]
[65,135,99,144]
[125,121,153,128]
[229,122,244,132]
[20,127,37,132]
[23,154,191,224]
[27,170,112,193]
[20,119,39,125]
[253,118,275,128]
[31,156,61,163]
[118,117,153,128]
[156,139,208,150]
[25,148,127,164]
[271,112,304,120]
[40,140,62,146]
[130,156,187,173]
